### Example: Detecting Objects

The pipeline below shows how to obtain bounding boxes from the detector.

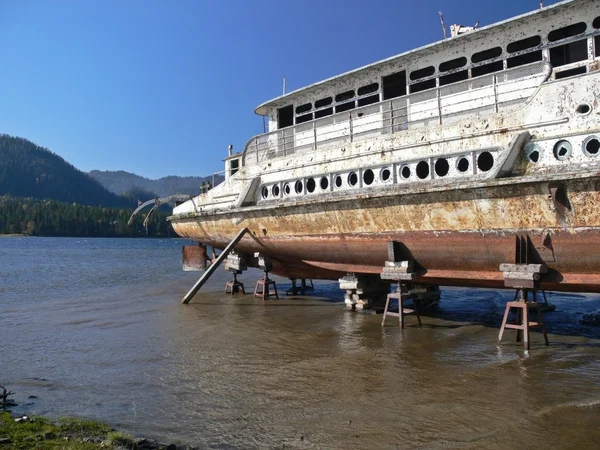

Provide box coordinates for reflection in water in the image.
[1,237,600,449]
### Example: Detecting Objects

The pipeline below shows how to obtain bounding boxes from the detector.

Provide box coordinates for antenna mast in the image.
[439,11,448,39]
[282,77,286,95]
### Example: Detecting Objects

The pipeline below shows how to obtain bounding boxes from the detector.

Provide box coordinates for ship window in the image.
[472,47,502,63]
[548,22,587,42]
[306,178,316,193]
[439,70,468,86]
[315,107,333,118]
[336,101,355,113]
[472,60,504,78]
[383,71,407,100]
[416,161,430,179]
[358,94,379,107]
[439,57,467,72]
[507,50,542,68]
[594,16,600,29]
[320,177,329,190]
[296,103,311,114]
[277,105,294,128]
[294,180,303,194]
[230,158,239,177]
[555,66,586,79]
[358,83,379,96]
[550,39,588,67]
[596,35,600,57]
[296,113,313,124]
[410,66,435,80]
[507,35,541,53]
[335,90,355,102]
[410,79,436,93]
[315,97,332,108]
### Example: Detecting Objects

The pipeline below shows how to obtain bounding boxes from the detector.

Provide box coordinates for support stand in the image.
[498,288,549,350]
[382,282,422,328]
[286,279,314,295]
[254,271,278,300]
[224,271,245,295]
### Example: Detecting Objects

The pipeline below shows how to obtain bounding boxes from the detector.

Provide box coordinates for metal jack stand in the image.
[225,271,245,295]
[253,254,279,300]
[382,281,422,329]
[498,288,549,350]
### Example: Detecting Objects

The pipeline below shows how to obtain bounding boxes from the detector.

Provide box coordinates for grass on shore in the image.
[0,412,133,449]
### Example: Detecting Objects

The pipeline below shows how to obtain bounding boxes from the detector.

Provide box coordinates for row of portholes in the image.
[526,136,600,163]
[260,151,496,200]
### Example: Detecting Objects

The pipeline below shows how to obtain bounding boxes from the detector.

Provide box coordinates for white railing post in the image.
[437,87,442,125]
[313,120,317,151]
[493,74,499,113]
[349,112,353,143]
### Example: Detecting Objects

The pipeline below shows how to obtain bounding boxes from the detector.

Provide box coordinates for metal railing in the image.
[242,61,552,166]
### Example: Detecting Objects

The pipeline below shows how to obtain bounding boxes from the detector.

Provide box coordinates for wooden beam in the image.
[181,227,249,304]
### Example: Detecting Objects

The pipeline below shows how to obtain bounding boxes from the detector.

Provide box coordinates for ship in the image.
[167,0,600,301]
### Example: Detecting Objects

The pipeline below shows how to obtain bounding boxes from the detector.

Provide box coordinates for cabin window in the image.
[358,94,380,107]
[550,39,588,67]
[507,35,541,53]
[296,103,311,114]
[277,105,294,128]
[410,66,435,80]
[315,107,333,118]
[229,158,239,177]
[410,79,436,94]
[555,66,587,79]
[335,90,355,102]
[439,57,467,72]
[594,16,600,29]
[472,47,502,63]
[357,83,379,96]
[439,70,468,86]
[596,35,600,57]
[472,60,504,78]
[548,22,587,42]
[315,97,332,108]
[507,50,543,68]
[383,71,407,100]
[296,113,313,124]
[336,101,355,113]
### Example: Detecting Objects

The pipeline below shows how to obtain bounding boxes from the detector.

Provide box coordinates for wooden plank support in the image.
[181,227,249,304]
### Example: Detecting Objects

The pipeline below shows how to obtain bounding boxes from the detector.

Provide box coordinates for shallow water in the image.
[1,237,600,449]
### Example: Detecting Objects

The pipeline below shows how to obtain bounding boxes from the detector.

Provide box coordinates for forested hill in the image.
[0,134,131,207]
[88,170,220,197]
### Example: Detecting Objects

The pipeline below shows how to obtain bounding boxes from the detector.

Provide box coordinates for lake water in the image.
[1,237,600,449]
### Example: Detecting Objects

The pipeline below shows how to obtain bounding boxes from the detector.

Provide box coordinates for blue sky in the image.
[0,0,561,179]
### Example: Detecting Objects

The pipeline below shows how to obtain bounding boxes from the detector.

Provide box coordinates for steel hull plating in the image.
[170,174,600,293]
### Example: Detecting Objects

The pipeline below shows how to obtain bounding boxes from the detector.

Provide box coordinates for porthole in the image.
[363,169,374,185]
[272,185,280,197]
[400,165,411,180]
[320,176,329,190]
[553,140,572,161]
[294,180,303,194]
[284,183,291,195]
[457,157,470,172]
[583,136,600,157]
[380,167,391,181]
[576,103,591,115]
[306,178,316,193]
[335,175,343,188]
[261,186,269,199]
[525,143,542,163]
[434,158,449,177]
[348,172,358,186]
[477,152,494,172]
[416,161,430,179]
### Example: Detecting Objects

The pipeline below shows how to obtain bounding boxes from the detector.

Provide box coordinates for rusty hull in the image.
[171,174,600,293]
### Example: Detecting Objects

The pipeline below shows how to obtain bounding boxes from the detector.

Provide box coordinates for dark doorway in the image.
[278,105,294,128]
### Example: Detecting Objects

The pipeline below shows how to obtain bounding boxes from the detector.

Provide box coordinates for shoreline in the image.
[0,411,196,449]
